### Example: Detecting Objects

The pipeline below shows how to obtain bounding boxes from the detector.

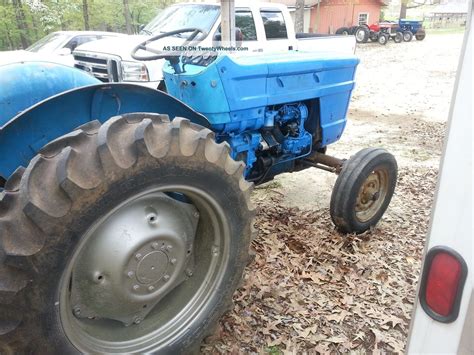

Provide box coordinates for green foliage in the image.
[265,345,283,355]
[0,0,175,50]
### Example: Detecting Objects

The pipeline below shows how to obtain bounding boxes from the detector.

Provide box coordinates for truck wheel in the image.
[330,148,397,234]
[378,33,389,45]
[403,30,413,42]
[0,114,254,353]
[394,32,403,43]
[355,26,369,43]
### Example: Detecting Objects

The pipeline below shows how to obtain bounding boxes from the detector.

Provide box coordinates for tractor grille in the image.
[74,52,121,82]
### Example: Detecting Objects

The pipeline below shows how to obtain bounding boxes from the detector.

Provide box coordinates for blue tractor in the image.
[0,28,397,353]
[399,19,426,41]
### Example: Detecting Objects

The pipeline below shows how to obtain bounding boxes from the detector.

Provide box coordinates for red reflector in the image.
[425,252,462,316]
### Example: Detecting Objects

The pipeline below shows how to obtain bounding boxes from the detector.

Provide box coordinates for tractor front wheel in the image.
[330,148,397,234]
[0,114,254,353]
[378,33,389,45]
[403,30,413,42]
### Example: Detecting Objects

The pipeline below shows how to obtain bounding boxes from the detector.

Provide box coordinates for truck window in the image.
[260,10,288,40]
[65,35,98,51]
[236,10,257,41]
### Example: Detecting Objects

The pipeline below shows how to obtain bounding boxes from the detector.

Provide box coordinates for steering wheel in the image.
[131,28,207,61]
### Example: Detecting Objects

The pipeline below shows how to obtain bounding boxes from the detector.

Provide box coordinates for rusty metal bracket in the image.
[302,152,345,174]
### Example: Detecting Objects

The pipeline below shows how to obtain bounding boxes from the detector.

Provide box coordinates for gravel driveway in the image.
[204,32,465,354]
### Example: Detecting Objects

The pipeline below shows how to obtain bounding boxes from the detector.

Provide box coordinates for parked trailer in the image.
[0,29,398,353]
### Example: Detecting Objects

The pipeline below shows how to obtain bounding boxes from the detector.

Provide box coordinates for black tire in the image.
[378,33,389,45]
[403,30,413,42]
[369,32,379,42]
[330,148,397,234]
[0,114,254,353]
[157,80,167,92]
[336,27,350,35]
[349,26,359,35]
[355,26,369,43]
[394,32,403,43]
[415,31,426,40]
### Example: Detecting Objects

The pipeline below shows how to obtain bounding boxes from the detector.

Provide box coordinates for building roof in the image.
[431,2,469,14]
[265,0,320,6]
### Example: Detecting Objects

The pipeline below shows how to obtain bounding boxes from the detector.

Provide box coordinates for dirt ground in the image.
[203,32,465,353]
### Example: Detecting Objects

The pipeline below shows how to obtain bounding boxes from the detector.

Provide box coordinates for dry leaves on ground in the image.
[202,166,438,354]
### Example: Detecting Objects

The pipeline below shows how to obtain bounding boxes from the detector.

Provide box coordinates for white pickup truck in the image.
[73,1,355,90]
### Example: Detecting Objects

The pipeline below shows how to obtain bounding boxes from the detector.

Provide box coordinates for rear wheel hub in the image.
[69,192,198,326]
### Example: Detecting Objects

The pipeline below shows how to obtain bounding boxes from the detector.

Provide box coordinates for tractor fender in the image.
[0,83,210,180]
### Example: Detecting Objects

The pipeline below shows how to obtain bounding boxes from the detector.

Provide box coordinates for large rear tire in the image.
[415,31,426,40]
[355,26,369,43]
[330,148,397,234]
[336,27,350,35]
[0,114,254,353]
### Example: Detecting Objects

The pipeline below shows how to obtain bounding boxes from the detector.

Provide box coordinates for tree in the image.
[12,0,30,48]
[123,0,132,34]
[400,0,440,19]
[82,0,89,30]
[294,0,304,33]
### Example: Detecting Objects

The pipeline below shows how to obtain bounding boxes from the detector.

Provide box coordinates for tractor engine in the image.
[224,102,312,182]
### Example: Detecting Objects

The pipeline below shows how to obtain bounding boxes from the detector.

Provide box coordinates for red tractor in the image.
[337,23,402,45]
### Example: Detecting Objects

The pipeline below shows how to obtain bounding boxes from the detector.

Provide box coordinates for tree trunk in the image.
[82,0,90,30]
[123,0,132,34]
[400,0,408,19]
[12,0,29,49]
[295,0,305,33]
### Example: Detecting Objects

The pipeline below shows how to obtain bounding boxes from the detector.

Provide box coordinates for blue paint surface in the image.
[164,52,358,140]
[1,52,359,182]
[0,63,209,179]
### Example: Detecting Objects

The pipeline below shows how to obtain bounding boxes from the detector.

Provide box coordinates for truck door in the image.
[235,8,262,52]
[259,7,294,51]
[213,8,263,53]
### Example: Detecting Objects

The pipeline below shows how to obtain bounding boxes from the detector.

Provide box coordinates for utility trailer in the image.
[0,26,398,353]
[407,10,471,354]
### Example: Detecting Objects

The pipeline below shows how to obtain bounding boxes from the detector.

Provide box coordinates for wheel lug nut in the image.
[193,212,200,218]
[133,317,142,325]
[133,284,140,290]
[170,258,177,265]
[135,253,142,260]
[160,245,166,251]
[163,274,170,281]
[185,269,193,277]
[127,271,135,278]
[166,245,173,251]
[148,285,155,292]
[151,242,159,249]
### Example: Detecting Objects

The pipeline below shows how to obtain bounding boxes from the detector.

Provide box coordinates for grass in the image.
[425,27,466,35]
